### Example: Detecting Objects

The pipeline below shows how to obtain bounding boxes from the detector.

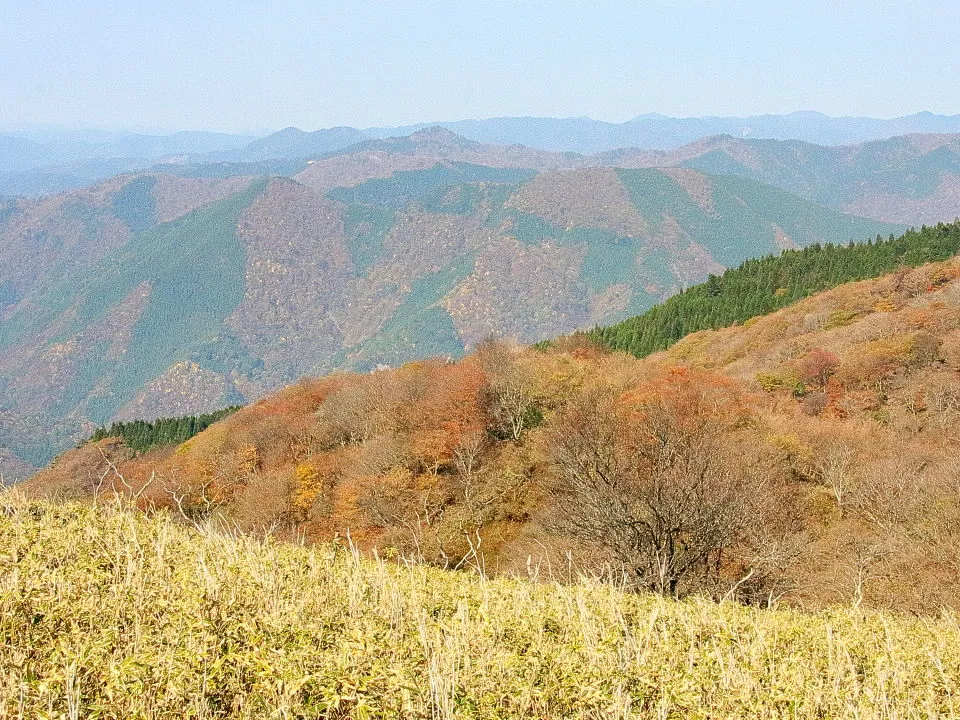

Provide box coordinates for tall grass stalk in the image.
[1,491,958,719]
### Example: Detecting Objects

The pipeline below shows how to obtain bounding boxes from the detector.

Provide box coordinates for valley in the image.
[6,127,932,475]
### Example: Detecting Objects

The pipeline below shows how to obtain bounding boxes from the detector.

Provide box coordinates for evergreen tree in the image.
[86,405,242,455]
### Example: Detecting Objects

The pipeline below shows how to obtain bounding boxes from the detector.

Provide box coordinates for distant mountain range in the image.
[225,127,959,226]
[0,129,256,197]
[231,127,367,162]
[605,133,960,226]
[0,127,905,477]
[4,111,960,197]
[0,128,256,167]
[366,111,960,153]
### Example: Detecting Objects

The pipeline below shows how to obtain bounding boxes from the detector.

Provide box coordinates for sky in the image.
[2,0,958,134]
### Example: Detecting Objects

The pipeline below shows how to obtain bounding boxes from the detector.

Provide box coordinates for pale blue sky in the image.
[2,0,957,133]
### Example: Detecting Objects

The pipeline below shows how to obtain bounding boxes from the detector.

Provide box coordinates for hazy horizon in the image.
[3,1,957,134]
[0,108,956,139]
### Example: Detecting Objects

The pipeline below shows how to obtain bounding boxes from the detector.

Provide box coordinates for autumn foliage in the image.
[25,256,960,613]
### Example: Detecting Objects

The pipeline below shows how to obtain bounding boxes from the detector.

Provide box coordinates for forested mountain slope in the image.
[603,133,960,226]
[0,135,897,476]
[258,128,960,227]
[28,252,960,613]
[7,120,960,230]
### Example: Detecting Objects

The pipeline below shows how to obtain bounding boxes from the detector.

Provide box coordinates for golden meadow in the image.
[1,492,958,719]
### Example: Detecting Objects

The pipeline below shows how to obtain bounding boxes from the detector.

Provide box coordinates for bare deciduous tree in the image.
[544,383,758,597]
[475,339,541,441]
[319,374,402,444]
[453,427,487,509]
[815,443,857,509]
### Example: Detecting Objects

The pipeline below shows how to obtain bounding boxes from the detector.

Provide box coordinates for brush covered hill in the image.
[2,495,959,719]
[29,247,960,613]
[0,132,898,476]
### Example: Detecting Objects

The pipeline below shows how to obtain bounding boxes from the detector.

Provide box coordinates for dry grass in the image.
[2,492,959,719]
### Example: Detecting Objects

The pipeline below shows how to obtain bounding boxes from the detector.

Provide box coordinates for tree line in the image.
[587,221,960,357]
[86,406,242,455]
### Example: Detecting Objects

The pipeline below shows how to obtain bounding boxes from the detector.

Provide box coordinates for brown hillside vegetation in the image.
[28,258,960,613]
[6,147,896,479]
[293,127,584,194]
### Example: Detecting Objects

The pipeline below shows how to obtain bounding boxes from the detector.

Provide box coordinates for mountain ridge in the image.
[363,110,960,153]
[0,137,899,475]
[6,125,960,478]
[6,111,960,197]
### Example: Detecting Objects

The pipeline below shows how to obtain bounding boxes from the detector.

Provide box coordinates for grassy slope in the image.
[2,495,958,719]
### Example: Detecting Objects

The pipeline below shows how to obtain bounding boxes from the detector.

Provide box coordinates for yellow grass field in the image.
[1,492,958,719]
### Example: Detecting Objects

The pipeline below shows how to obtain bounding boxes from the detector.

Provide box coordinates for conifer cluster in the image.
[86,406,242,454]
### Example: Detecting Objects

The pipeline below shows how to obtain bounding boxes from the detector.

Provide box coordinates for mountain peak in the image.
[785,110,829,119]
[236,126,367,161]
[408,126,472,144]
[630,112,670,122]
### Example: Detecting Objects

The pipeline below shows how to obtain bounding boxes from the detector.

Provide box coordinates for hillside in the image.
[588,221,960,358]
[3,496,957,718]
[0,129,258,197]
[0,134,54,171]
[272,128,960,227]
[9,123,960,230]
[29,251,960,613]
[232,126,367,162]
[608,133,960,226]
[0,138,897,476]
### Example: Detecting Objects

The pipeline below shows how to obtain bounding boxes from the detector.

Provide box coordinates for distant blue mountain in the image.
[0,135,54,172]
[6,112,960,198]
[0,129,259,197]
[4,128,256,161]
[228,126,367,162]
[365,111,960,153]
